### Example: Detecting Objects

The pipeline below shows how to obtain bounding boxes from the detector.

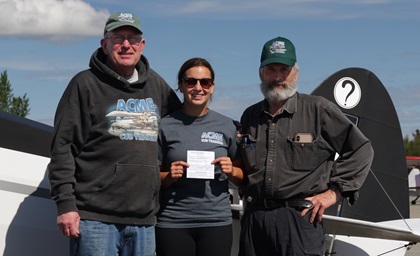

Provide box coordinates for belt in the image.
[249,197,313,210]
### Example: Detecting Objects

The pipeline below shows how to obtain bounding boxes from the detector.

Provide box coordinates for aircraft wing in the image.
[323,214,420,242]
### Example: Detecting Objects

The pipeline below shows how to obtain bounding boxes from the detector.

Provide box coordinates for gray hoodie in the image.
[48,48,181,225]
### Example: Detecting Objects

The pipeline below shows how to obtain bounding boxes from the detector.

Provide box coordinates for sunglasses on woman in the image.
[183,78,213,89]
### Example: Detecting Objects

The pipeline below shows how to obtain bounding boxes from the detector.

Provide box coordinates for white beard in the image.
[260,80,298,105]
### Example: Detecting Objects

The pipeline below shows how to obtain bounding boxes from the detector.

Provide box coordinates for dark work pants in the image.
[238,205,324,256]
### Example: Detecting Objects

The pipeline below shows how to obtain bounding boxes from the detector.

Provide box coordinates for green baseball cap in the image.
[260,36,296,68]
[104,12,142,34]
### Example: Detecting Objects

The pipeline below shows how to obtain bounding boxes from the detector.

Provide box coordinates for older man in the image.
[238,36,374,256]
[48,12,180,256]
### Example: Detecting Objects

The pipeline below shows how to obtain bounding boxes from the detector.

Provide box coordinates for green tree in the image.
[0,70,30,117]
[404,129,420,156]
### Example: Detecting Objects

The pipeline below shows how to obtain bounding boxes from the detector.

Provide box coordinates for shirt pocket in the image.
[287,136,317,171]
[238,134,258,172]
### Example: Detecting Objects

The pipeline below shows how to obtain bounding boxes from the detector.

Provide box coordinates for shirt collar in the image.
[261,92,298,116]
[282,92,298,114]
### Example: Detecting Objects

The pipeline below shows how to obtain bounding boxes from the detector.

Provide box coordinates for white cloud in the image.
[0,0,109,41]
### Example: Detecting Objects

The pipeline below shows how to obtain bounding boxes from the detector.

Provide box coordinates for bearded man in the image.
[237,36,374,256]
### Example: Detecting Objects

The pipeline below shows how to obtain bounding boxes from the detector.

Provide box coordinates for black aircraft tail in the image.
[311,68,409,222]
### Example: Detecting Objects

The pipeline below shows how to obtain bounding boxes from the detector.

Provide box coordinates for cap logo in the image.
[270,41,287,54]
[117,13,135,23]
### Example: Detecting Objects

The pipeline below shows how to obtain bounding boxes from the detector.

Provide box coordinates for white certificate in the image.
[186,150,215,179]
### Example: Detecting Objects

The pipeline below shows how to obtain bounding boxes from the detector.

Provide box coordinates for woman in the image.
[156,57,243,256]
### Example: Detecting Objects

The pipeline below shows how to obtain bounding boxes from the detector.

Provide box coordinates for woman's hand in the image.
[160,161,189,188]
[212,157,244,186]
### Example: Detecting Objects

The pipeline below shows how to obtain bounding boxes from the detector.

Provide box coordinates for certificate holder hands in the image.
[160,157,244,188]
[212,157,244,187]
[161,161,189,188]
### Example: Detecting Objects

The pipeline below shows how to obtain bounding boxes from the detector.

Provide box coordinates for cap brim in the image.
[260,58,295,68]
[105,23,143,34]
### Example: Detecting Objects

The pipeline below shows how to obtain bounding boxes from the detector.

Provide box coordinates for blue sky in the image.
[0,0,419,138]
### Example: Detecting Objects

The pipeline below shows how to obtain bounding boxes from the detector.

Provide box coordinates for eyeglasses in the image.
[105,35,142,45]
[183,78,213,89]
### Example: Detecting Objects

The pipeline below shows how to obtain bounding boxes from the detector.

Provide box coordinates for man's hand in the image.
[301,189,341,223]
[57,211,80,238]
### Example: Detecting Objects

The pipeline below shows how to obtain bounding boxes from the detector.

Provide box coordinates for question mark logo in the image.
[333,77,361,109]
[342,80,355,106]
